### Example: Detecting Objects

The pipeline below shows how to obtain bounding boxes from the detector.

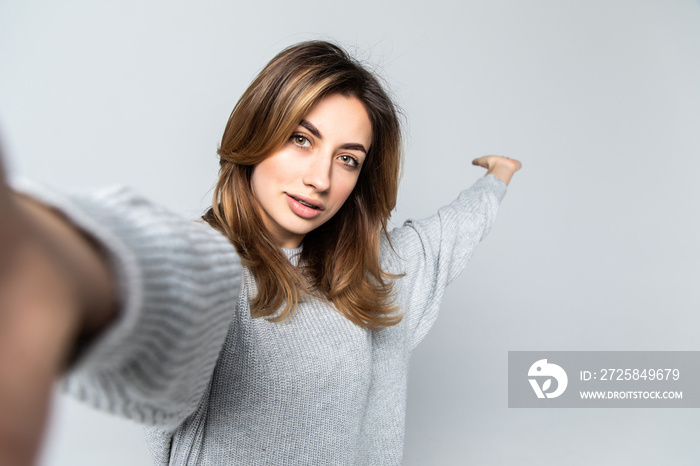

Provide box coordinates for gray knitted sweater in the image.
[23,174,506,465]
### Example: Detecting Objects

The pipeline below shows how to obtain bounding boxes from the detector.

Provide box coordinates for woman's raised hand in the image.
[472,155,522,185]
[0,148,116,465]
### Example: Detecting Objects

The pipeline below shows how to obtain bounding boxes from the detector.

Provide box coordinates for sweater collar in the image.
[282,245,303,266]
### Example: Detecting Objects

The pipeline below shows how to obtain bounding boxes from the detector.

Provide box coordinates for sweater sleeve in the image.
[12,180,243,431]
[384,174,507,349]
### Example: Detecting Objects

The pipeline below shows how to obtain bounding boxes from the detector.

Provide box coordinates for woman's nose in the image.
[302,153,331,192]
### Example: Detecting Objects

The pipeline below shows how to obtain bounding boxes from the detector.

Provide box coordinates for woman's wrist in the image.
[486,162,519,186]
[12,194,117,365]
[0,197,85,466]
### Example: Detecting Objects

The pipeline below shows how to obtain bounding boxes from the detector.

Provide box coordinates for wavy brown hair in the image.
[203,41,403,329]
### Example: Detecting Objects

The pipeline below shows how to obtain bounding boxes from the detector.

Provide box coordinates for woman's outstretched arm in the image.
[1,145,245,465]
[0,150,117,465]
[384,154,521,348]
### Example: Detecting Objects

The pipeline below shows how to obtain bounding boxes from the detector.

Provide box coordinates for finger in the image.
[472,155,499,169]
[471,156,489,168]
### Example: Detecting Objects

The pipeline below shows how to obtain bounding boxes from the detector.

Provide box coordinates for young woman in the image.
[0,41,521,465]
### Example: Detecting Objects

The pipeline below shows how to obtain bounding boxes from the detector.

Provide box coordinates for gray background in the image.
[1,0,699,464]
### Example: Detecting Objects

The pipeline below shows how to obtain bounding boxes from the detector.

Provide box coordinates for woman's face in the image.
[251,93,372,248]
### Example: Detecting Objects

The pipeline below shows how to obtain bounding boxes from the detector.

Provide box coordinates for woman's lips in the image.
[285,193,324,219]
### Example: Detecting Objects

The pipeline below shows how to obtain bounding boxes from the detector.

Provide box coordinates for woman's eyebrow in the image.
[299,119,368,154]
[299,120,322,138]
[339,143,367,155]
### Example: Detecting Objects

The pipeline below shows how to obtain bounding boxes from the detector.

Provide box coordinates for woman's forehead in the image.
[300,94,372,150]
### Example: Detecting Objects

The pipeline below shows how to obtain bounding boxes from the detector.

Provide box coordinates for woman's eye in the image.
[338,155,359,167]
[292,135,310,147]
